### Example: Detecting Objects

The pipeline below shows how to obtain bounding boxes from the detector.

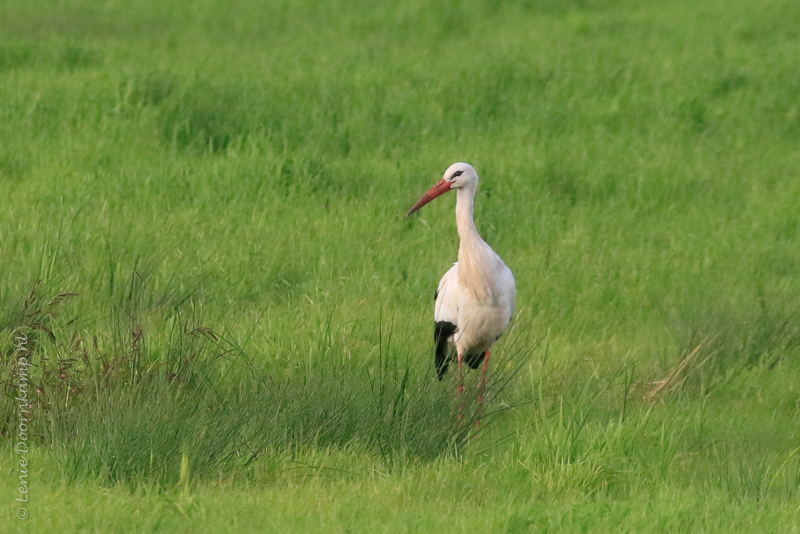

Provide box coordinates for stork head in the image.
[406,162,478,217]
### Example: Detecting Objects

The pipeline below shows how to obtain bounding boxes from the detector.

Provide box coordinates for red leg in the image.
[476,350,490,431]
[457,351,464,424]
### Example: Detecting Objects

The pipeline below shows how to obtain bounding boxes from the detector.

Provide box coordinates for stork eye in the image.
[451,170,464,179]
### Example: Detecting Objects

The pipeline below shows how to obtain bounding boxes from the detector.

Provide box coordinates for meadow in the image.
[2,0,800,531]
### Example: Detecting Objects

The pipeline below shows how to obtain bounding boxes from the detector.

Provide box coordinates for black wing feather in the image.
[434,321,457,380]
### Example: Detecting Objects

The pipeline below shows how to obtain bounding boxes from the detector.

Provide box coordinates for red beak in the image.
[406,179,453,217]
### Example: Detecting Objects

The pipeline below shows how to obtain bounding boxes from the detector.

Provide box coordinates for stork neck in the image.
[455,186,479,242]
[455,184,495,302]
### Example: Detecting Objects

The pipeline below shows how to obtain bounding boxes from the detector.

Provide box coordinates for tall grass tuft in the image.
[1,270,526,488]
[652,301,800,400]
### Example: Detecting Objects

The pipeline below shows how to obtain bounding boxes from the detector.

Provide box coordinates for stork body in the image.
[407,163,516,422]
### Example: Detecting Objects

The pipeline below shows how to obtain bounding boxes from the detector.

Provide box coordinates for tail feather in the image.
[464,350,487,370]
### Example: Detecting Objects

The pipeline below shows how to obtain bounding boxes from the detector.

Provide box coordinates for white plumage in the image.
[434,263,459,328]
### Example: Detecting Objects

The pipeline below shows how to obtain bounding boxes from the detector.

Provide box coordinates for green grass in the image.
[2,0,800,531]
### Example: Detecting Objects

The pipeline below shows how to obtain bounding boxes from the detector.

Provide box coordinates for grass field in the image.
[2,0,800,531]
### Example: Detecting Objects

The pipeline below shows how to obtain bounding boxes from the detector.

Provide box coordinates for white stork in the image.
[407,162,516,423]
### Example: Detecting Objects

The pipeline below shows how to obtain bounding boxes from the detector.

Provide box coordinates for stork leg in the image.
[457,351,464,424]
[476,350,490,431]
